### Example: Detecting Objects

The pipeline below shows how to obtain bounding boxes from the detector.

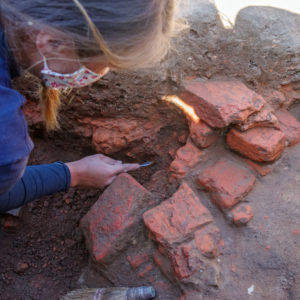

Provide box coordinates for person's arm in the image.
[0,154,140,213]
[0,162,70,213]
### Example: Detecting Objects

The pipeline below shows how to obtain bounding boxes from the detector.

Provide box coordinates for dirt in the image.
[0,111,184,300]
[0,46,300,300]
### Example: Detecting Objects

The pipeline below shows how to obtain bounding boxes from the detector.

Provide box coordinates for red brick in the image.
[236,104,278,131]
[226,204,253,226]
[167,232,221,280]
[197,159,256,210]
[194,224,221,259]
[180,80,265,128]
[80,174,153,264]
[170,242,205,279]
[169,139,204,181]
[275,109,300,146]
[227,127,286,162]
[244,159,271,176]
[143,183,213,247]
[189,120,218,148]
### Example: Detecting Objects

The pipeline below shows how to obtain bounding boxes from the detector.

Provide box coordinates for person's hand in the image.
[65,154,140,189]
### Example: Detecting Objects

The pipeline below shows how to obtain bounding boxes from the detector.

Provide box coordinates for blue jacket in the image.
[0,28,70,212]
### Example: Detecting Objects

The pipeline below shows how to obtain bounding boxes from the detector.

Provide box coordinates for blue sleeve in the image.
[0,162,71,213]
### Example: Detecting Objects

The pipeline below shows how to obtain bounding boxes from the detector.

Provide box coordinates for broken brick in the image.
[197,159,256,210]
[226,204,254,226]
[80,174,153,264]
[275,109,300,147]
[143,183,213,247]
[180,80,265,128]
[189,120,218,148]
[244,159,271,176]
[194,224,221,259]
[236,104,278,131]
[170,241,205,279]
[169,139,203,181]
[227,127,286,162]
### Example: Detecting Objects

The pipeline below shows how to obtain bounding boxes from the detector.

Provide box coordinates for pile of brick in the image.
[170,79,300,225]
[79,79,300,298]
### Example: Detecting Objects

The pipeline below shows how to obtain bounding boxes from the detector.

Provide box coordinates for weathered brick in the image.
[80,174,153,264]
[227,127,286,162]
[194,224,221,259]
[170,242,205,279]
[169,139,204,181]
[154,230,221,282]
[226,204,254,226]
[244,159,271,176]
[189,121,218,148]
[143,183,213,247]
[197,159,256,210]
[180,80,265,128]
[236,104,278,131]
[275,109,300,146]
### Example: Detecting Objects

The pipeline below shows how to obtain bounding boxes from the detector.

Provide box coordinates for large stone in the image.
[180,80,265,128]
[227,127,286,162]
[197,159,256,210]
[275,109,300,146]
[143,183,213,247]
[80,174,153,264]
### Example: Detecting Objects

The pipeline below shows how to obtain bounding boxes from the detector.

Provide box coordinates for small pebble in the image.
[14,262,29,274]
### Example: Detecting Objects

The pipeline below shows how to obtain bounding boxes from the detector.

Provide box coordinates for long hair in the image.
[0,0,184,130]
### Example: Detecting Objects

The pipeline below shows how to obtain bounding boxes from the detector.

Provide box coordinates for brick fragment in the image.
[227,127,286,162]
[14,262,29,274]
[80,174,153,264]
[143,183,213,247]
[244,159,271,176]
[197,159,256,210]
[194,224,221,259]
[180,80,265,128]
[169,139,203,181]
[236,104,278,131]
[275,109,300,146]
[189,121,218,148]
[226,204,254,226]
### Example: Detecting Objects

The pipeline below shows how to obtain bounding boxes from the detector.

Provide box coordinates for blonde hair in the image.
[1,0,184,130]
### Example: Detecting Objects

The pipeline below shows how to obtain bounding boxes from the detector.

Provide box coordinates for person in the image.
[0,0,181,214]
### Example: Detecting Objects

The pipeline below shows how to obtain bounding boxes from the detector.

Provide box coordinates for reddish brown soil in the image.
[0,118,184,300]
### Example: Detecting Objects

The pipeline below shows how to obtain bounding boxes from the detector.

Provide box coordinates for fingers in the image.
[97,154,122,165]
[112,163,140,174]
[106,175,117,186]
